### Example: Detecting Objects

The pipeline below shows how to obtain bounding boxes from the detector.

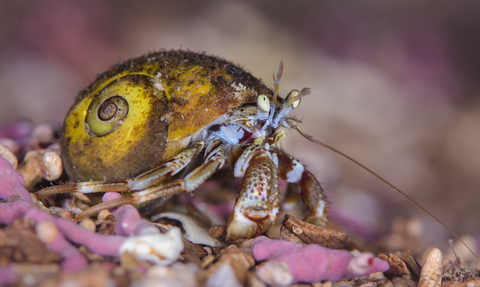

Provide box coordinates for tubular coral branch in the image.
[0,156,35,225]
[112,204,158,236]
[0,200,35,225]
[24,205,124,258]
[0,156,31,202]
[35,220,88,271]
[0,156,176,270]
[251,236,389,286]
[102,192,162,236]
[18,208,88,271]
[54,218,125,257]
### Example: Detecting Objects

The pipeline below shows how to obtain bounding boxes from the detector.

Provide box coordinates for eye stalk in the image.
[268,87,311,129]
[260,61,311,130]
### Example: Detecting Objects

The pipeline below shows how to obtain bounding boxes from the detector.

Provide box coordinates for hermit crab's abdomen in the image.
[61,50,273,182]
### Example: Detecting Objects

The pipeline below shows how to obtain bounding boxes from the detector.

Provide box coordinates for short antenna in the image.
[272,61,283,104]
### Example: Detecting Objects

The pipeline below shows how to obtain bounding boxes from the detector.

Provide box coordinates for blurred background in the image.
[1,0,480,258]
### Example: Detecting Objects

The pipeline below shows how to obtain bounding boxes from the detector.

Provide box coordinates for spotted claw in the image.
[226,151,279,242]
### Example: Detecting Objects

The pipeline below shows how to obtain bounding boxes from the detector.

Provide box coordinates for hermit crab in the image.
[33,50,477,254]
[35,50,328,242]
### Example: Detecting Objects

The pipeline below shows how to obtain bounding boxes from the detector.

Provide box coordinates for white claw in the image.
[151,212,225,248]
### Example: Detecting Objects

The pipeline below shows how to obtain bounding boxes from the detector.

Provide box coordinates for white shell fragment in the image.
[0,142,18,170]
[120,227,184,265]
[17,148,62,190]
[256,262,293,287]
[206,263,242,287]
[151,212,226,248]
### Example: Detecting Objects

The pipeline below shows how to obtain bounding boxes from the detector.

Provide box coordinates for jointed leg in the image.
[35,141,205,198]
[226,148,279,241]
[75,139,225,220]
[276,150,329,227]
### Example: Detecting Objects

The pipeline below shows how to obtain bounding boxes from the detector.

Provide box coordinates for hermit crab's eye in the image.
[86,94,129,136]
[257,94,270,113]
[292,99,301,109]
[285,89,301,109]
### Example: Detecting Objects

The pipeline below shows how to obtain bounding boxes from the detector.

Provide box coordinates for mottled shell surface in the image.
[61,50,273,182]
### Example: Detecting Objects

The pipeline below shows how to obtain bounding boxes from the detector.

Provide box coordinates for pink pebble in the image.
[103,191,122,202]
[0,266,17,287]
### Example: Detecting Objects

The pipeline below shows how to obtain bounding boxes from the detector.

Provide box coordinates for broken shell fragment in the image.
[206,263,242,287]
[209,225,228,241]
[79,218,97,232]
[377,253,412,279]
[151,212,225,248]
[396,250,422,279]
[280,214,348,248]
[256,262,293,286]
[0,143,18,170]
[17,149,62,190]
[213,245,255,269]
[119,227,184,265]
[207,245,255,285]
[183,238,209,258]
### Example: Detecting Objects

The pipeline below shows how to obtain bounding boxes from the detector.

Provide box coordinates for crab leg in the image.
[276,151,329,227]
[226,148,279,241]
[35,141,205,198]
[75,139,225,220]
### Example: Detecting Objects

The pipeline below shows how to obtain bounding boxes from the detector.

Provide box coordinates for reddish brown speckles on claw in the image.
[226,154,279,242]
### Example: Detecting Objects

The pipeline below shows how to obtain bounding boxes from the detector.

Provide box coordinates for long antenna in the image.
[289,120,478,259]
